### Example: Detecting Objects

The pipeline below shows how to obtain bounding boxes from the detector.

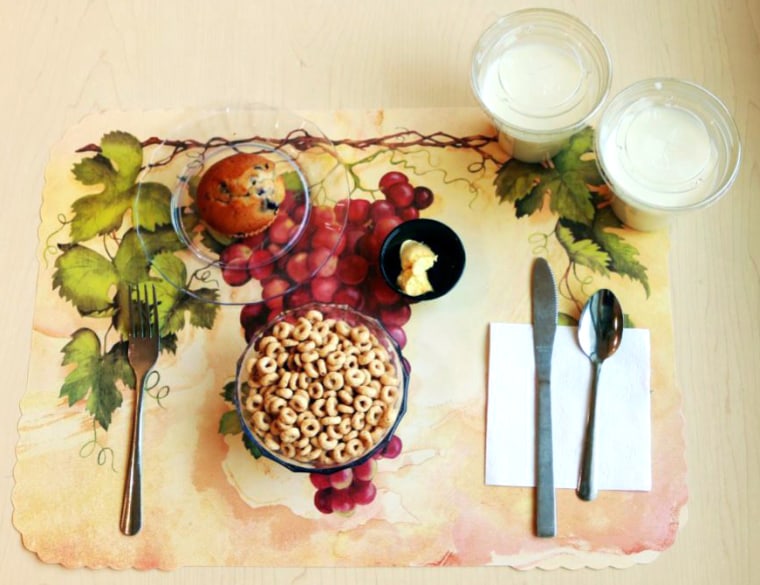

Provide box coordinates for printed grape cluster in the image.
[228,171,434,349]
[222,171,431,514]
[310,435,402,515]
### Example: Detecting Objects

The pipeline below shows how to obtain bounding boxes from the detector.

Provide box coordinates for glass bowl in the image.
[234,302,409,474]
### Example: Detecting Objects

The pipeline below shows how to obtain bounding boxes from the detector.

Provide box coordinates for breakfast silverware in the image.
[531,257,558,537]
[120,284,160,536]
[576,289,624,501]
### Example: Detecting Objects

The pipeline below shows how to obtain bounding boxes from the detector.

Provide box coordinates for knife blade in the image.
[531,257,558,537]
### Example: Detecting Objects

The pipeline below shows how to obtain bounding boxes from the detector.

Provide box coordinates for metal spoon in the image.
[576,289,624,501]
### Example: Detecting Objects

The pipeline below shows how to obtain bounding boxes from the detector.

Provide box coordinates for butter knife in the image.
[531,257,558,537]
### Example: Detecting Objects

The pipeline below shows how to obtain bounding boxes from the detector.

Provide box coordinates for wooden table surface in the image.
[1,1,758,583]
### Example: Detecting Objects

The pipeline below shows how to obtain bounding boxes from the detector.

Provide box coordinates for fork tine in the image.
[137,285,145,338]
[128,284,137,338]
[148,284,159,338]
[128,284,158,339]
[137,284,146,338]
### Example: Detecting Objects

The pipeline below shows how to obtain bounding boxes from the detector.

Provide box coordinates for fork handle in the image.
[120,371,146,535]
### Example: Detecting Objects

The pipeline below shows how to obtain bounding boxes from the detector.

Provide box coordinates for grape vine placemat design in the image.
[14,108,687,570]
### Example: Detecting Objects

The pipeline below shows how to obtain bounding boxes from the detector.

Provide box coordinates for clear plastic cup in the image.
[471,8,612,163]
[595,78,742,231]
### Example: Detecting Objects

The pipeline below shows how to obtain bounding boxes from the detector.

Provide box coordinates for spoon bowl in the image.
[576,289,624,501]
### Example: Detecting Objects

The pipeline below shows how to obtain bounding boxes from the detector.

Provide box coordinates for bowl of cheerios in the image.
[234,302,409,474]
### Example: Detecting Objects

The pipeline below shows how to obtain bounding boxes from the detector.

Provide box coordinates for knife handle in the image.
[536,378,556,537]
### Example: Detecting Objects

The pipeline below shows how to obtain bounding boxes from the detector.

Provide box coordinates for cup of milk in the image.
[471,9,612,163]
[595,78,741,231]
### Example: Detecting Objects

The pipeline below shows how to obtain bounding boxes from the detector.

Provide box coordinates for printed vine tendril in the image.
[528,232,551,256]
[78,420,117,471]
[144,370,170,407]
[102,232,120,261]
[389,148,481,197]
[42,214,71,268]
[568,262,595,310]
[190,267,219,288]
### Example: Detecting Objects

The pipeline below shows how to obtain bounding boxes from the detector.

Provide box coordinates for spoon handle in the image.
[577,360,602,501]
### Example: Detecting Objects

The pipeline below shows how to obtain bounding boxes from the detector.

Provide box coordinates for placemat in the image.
[14,107,687,569]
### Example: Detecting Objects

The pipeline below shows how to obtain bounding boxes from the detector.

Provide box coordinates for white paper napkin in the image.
[486,323,652,491]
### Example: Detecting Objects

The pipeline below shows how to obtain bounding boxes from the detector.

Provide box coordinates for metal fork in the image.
[120,284,160,536]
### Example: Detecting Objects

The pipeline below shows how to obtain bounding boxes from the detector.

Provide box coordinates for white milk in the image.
[478,41,596,161]
[480,42,589,130]
[600,102,717,209]
[471,10,610,163]
[595,78,741,231]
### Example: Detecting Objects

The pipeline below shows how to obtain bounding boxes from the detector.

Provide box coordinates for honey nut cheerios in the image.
[240,308,403,467]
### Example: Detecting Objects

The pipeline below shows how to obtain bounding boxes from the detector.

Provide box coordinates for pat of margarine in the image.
[397,239,437,296]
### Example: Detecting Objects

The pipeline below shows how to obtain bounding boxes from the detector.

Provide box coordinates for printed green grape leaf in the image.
[494,130,598,224]
[494,128,649,297]
[113,251,185,337]
[111,277,187,353]
[113,227,183,283]
[112,284,183,341]
[150,252,219,333]
[92,342,133,428]
[99,131,143,192]
[514,185,546,218]
[545,171,595,225]
[544,128,600,225]
[242,432,262,458]
[282,170,306,193]
[552,127,603,186]
[60,329,129,430]
[53,244,119,315]
[592,206,650,296]
[160,333,178,354]
[181,289,220,329]
[139,224,186,254]
[221,380,237,404]
[494,160,548,205]
[201,226,235,255]
[132,182,172,230]
[69,132,144,243]
[60,328,102,405]
[556,213,649,295]
[71,155,117,187]
[556,223,610,275]
[112,233,151,284]
[218,410,242,435]
[69,189,133,243]
[152,251,186,290]
[111,251,215,340]
[151,253,189,335]
[159,291,219,333]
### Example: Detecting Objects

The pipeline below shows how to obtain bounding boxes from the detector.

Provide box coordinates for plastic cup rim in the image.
[470,7,613,138]
[594,77,742,214]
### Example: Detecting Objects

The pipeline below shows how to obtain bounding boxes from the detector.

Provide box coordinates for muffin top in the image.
[196,152,285,237]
